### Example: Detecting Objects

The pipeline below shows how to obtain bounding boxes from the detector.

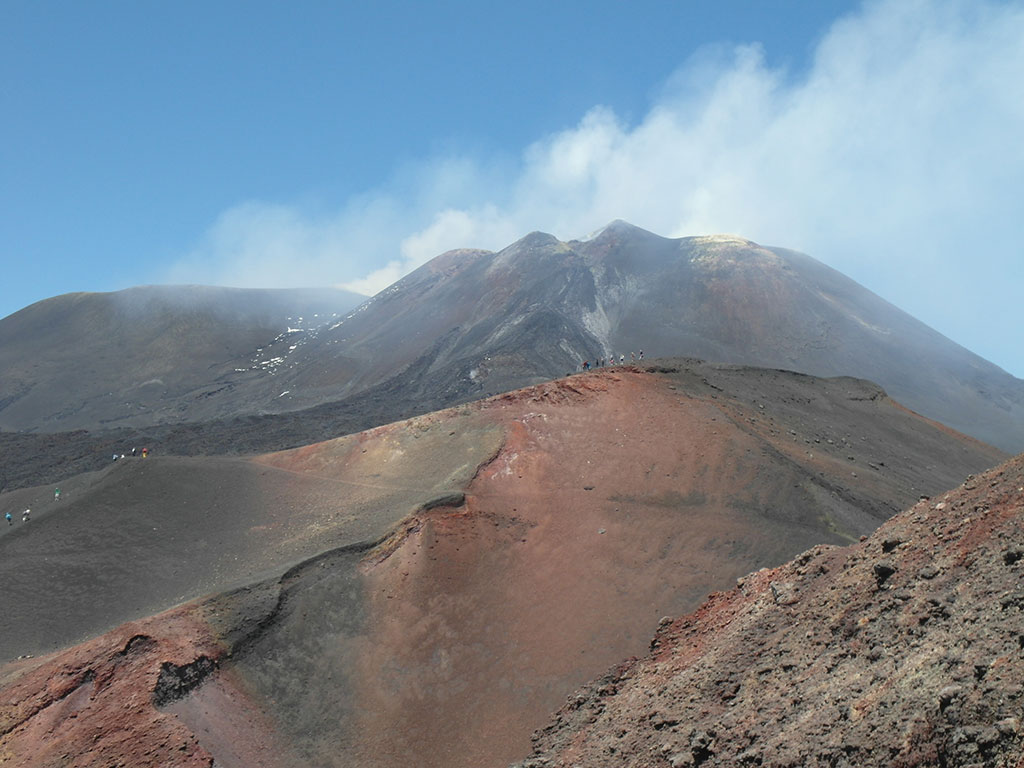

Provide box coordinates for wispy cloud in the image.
[165,0,1024,373]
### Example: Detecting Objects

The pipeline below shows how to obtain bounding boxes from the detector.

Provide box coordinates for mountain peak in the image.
[601,218,635,232]
[582,219,651,241]
[517,230,561,247]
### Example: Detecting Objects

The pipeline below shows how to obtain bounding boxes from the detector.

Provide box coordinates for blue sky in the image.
[2,0,1023,377]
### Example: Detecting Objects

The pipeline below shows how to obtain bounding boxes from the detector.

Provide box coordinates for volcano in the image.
[272,221,1020,452]
[1,222,1020,766]
[1,223,1020,453]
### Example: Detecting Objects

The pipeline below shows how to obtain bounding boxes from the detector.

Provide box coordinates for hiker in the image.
[22,509,30,523]
[142,447,149,458]
[54,487,60,501]
[112,453,118,461]
[619,354,625,364]
[131,447,137,456]
[630,351,636,362]
[5,512,11,525]
[638,349,644,360]
[582,360,590,371]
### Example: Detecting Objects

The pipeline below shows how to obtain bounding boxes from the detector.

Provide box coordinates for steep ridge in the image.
[0,285,365,432]
[0,361,1005,768]
[512,453,1024,768]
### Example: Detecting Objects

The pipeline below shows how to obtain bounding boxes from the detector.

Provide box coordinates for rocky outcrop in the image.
[512,455,1024,767]
[0,615,224,768]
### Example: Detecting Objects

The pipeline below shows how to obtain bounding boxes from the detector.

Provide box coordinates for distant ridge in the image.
[0,285,365,432]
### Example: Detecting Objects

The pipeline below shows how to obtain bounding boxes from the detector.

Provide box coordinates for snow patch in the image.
[486,312,528,345]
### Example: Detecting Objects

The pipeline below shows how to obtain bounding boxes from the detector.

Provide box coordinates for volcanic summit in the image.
[1,223,1021,455]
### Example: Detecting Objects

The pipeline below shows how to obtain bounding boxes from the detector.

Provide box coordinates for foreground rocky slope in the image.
[514,454,1024,768]
[0,362,1006,768]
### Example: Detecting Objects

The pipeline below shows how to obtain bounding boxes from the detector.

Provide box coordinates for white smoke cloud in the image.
[166,0,1024,374]
[162,196,400,290]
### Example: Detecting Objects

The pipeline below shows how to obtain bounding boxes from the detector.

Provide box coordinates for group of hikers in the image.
[4,485,62,525]
[6,446,155,527]
[580,349,643,371]
[112,447,148,461]
[6,507,33,525]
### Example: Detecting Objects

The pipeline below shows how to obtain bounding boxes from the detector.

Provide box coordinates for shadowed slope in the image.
[0,362,1007,767]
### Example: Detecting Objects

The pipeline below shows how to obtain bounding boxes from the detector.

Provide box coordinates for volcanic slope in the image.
[0,361,1006,768]
[513,453,1024,768]
[0,414,504,661]
[247,222,1024,452]
[0,284,365,432]
[3,225,1021,455]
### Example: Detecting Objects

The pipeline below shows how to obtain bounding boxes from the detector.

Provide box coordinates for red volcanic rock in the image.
[219,366,1003,767]
[0,610,223,768]
[513,455,1024,768]
[0,599,301,768]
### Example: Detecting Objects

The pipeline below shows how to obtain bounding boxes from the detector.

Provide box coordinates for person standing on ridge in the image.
[5,512,11,525]
[22,509,30,523]
[142,447,149,458]
[54,487,61,501]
